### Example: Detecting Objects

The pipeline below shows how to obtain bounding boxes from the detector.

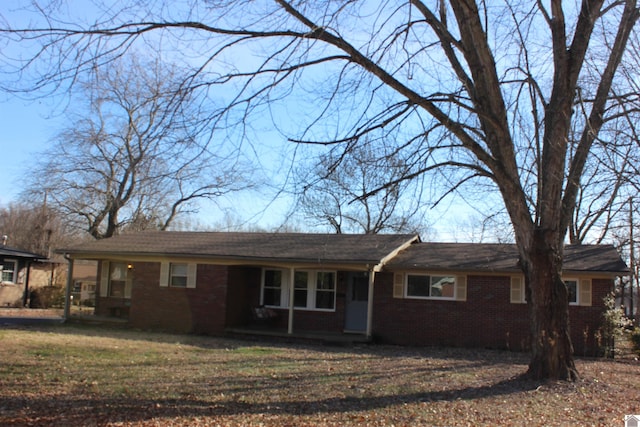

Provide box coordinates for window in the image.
[261,269,336,310]
[263,269,283,306]
[159,262,197,288]
[294,270,336,310]
[100,261,132,298]
[406,274,456,299]
[510,276,526,304]
[565,279,578,305]
[564,278,593,306]
[294,271,309,307]
[407,274,429,297]
[315,272,336,309]
[510,276,592,306]
[169,263,188,287]
[1,259,17,283]
[109,262,128,297]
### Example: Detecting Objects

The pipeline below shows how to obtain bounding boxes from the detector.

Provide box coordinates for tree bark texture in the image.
[523,231,578,380]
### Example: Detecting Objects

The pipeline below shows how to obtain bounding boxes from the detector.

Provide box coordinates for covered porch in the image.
[225,266,380,341]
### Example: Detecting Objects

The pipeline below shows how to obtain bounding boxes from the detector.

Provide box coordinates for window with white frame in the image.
[406,274,456,299]
[1,259,17,283]
[510,276,592,306]
[169,263,188,287]
[263,269,284,306]
[510,276,527,304]
[315,271,336,309]
[159,262,197,289]
[564,279,579,305]
[108,262,128,297]
[261,268,336,310]
[294,270,336,310]
[563,277,595,306]
[294,271,309,307]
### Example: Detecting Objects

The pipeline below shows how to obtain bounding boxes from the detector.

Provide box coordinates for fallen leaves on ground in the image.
[0,325,638,426]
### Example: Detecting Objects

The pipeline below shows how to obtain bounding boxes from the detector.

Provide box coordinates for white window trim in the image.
[1,259,18,284]
[510,276,526,304]
[160,262,197,289]
[99,261,133,299]
[261,268,337,312]
[404,273,458,301]
[564,278,580,306]
[563,277,592,306]
[261,268,290,307]
[296,269,337,311]
[510,275,592,306]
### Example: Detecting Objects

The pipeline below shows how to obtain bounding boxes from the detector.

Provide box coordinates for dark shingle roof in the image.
[387,242,628,274]
[60,232,627,274]
[61,231,419,265]
[0,246,46,260]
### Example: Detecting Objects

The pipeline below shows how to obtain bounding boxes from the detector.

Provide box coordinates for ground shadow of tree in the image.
[0,375,541,426]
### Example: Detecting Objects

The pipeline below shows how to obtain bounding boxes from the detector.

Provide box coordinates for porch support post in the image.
[287,267,295,335]
[366,269,375,339]
[63,256,74,320]
[22,261,31,307]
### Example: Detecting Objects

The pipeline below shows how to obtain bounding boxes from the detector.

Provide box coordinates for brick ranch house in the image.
[60,231,628,355]
[0,244,47,307]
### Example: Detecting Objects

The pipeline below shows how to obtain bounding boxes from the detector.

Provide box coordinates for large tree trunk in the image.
[524,232,578,380]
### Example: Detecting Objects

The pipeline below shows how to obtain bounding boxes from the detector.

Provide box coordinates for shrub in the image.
[81,298,95,308]
[631,328,640,356]
[600,292,633,358]
[29,286,65,309]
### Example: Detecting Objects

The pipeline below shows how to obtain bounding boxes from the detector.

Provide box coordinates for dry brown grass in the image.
[0,324,638,426]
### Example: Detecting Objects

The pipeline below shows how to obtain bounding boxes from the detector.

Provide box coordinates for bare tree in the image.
[1,1,639,380]
[0,201,74,257]
[296,143,427,234]
[568,31,640,245]
[22,55,250,239]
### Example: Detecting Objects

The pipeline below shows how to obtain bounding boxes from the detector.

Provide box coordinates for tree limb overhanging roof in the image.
[386,242,628,274]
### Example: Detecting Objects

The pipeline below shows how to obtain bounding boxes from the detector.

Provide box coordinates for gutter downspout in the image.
[63,254,74,321]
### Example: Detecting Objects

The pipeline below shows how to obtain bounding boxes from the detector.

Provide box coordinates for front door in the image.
[344,272,369,332]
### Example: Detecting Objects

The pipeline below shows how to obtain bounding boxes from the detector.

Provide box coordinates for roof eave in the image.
[61,250,389,268]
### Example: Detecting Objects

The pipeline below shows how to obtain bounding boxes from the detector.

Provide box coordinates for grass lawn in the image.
[0,325,638,426]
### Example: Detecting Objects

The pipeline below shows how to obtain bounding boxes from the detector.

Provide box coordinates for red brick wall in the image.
[372,272,612,355]
[569,278,612,357]
[94,260,613,355]
[95,261,231,334]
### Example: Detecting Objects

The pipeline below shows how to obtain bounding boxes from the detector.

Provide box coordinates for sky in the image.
[0,89,289,228]
[0,97,63,205]
[0,1,496,241]
[0,91,478,239]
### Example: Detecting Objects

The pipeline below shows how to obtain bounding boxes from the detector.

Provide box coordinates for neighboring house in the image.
[70,260,98,307]
[0,245,47,307]
[59,231,628,355]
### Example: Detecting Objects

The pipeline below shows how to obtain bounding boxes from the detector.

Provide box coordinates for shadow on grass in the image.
[2,322,531,364]
[0,375,541,425]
